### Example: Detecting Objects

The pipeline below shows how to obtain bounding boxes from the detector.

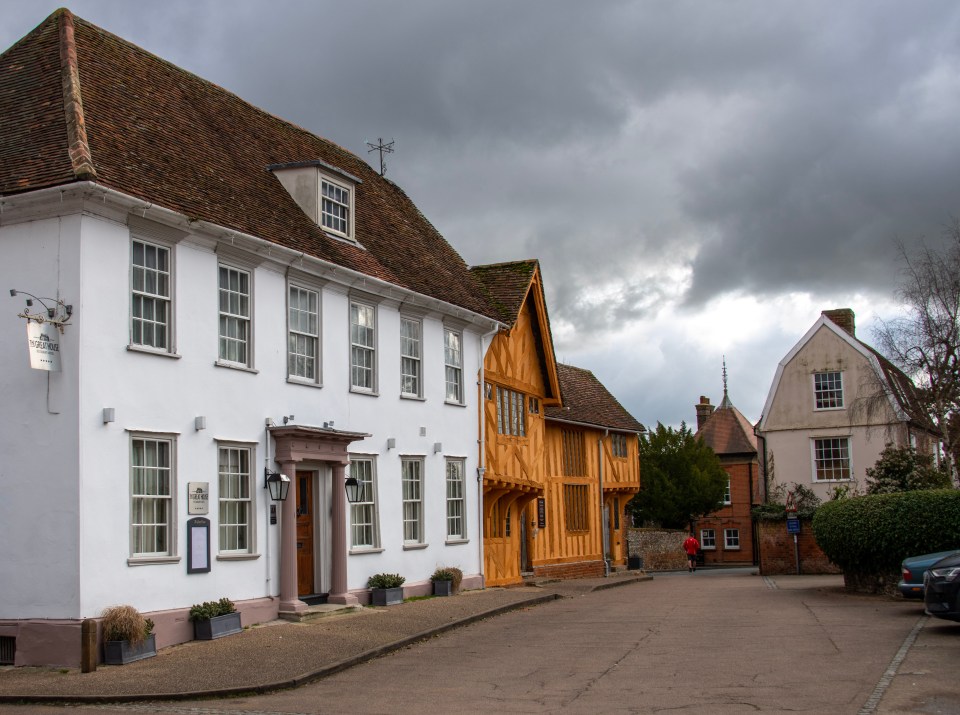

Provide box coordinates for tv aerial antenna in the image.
[366,137,394,177]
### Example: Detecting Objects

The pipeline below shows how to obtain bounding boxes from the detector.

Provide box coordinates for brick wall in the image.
[757,519,841,575]
[626,528,688,571]
[533,560,606,580]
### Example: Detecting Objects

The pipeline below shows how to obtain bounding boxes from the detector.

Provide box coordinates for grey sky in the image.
[5,1,959,428]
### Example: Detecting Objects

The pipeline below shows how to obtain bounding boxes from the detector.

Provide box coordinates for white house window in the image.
[219,264,251,366]
[496,386,526,436]
[349,458,379,549]
[724,528,740,549]
[131,239,171,350]
[350,301,376,392]
[218,445,252,553]
[700,528,716,550]
[612,433,628,458]
[813,437,851,481]
[446,458,466,540]
[131,436,175,557]
[321,178,352,238]
[814,371,844,409]
[401,457,424,545]
[444,328,463,403]
[288,285,319,382]
[400,318,422,398]
[723,478,731,505]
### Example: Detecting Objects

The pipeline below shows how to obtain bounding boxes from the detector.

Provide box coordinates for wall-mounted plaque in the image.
[188,482,209,515]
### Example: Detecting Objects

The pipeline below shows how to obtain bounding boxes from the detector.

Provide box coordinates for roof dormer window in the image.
[321,177,351,238]
[267,160,360,242]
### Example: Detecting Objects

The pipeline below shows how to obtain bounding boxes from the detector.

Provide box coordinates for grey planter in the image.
[103,634,156,665]
[193,611,242,640]
[432,580,454,597]
[370,586,404,606]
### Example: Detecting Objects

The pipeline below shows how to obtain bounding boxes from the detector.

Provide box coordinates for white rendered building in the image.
[0,10,498,666]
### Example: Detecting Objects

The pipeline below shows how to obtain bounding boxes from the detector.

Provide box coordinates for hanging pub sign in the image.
[188,482,210,515]
[26,321,61,371]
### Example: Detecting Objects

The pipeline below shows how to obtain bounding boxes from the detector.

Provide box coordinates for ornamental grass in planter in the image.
[368,573,405,606]
[189,597,242,640]
[430,566,463,596]
[101,605,156,665]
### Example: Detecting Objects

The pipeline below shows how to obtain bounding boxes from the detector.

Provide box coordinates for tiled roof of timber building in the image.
[545,364,645,433]
[0,9,494,317]
[469,260,540,326]
[697,399,758,457]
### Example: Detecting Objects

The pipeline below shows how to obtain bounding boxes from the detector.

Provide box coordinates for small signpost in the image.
[786,492,800,574]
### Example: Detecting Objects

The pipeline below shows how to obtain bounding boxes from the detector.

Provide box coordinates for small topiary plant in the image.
[189,597,237,622]
[101,605,153,645]
[367,573,405,589]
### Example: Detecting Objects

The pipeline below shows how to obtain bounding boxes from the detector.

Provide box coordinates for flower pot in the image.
[432,580,454,597]
[370,586,404,606]
[193,611,242,640]
[103,634,156,665]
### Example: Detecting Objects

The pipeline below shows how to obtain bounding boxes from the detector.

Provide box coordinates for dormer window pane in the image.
[322,179,351,236]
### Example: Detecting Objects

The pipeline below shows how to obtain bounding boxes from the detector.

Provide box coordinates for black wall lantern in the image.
[344,476,364,504]
[264,469,291,502]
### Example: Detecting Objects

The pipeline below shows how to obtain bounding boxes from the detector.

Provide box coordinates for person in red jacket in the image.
[683,534,700,572]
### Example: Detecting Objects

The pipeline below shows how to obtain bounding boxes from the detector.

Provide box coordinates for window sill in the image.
[216,553,261,561]
[813,406,846,411]
[444,538,470,546]
[444,400,467,408]
[701,547,716,551]
[349,547,384,555]
[127,556,181,566]
[724,547,741,551]
[813,478,853,483]
[287,377,323,389]
[215,360,259,374]
[403,543,428,551]
[350,387,380,397]
[127,345,181,359]
[400,394,426,401]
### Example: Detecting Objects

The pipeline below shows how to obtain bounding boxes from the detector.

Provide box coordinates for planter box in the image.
[432,580,454,597]
[193,611,242,640]
[370,586,404,606]
[103,634,156,665]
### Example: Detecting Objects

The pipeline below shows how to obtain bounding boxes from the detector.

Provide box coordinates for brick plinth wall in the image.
[757,519,841,575]
[627,528,688,571]
[533,560,605,580]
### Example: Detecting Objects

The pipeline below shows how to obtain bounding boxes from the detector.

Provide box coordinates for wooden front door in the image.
[296,471,314,596]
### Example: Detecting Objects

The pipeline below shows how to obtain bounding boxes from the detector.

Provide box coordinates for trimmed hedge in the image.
[812,489,960,575]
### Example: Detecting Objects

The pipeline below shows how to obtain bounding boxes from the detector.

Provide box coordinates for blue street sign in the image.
[786,517,801,534]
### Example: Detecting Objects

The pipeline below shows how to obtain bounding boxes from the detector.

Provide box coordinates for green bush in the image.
[367,573,405,589]
[812,489,960,575]
[189,597,237,622]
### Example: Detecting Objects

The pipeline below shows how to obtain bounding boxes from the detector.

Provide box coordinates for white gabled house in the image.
[0,9,499,666]
[756,309,941,502]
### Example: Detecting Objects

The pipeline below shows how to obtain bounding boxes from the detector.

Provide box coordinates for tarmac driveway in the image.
[2,569,957,714]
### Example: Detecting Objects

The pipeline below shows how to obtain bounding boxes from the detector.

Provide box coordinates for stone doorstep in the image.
[278,603,364,623]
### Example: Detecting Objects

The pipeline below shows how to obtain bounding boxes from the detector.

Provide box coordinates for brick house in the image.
[693,390,760,565]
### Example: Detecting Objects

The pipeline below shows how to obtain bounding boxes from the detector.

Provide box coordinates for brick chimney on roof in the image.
[822,308,855,337]
[695,396,714,430]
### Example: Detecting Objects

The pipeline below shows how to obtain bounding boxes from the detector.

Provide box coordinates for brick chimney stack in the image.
[822,308,856,337]
[695,396,715,430]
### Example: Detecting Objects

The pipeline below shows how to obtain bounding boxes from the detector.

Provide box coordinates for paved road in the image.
[3,569,958,714]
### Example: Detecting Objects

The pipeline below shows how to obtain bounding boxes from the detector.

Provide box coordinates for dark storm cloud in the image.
[5,0,960,425]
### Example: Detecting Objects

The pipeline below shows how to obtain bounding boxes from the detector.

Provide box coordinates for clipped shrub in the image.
[101,605,152,645]
[367,573,405,589]
[189,597,237,622]
[812,489,960,591]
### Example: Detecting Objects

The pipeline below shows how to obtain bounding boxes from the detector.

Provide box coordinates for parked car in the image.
[923,552,960,622]
[899,550,960,599]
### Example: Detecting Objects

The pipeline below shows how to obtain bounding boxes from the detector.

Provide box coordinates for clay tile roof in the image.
[545,364,644,433]
[469,260,540,326]
[0,9,494,317]
[696,398,758,456]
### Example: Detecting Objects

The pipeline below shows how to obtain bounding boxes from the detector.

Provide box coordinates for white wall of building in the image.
[2,194,486,620]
